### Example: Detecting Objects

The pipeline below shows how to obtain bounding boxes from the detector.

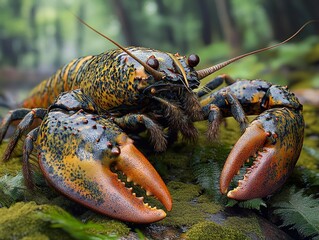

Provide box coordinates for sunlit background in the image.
[0,0,319,98]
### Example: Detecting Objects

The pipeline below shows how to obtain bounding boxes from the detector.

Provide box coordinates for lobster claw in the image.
[37,110,172,223]
[220,108,304,200]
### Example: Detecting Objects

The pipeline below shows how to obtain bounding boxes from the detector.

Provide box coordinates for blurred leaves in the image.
[0,0,318,71]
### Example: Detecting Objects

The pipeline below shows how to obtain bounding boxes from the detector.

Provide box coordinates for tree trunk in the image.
[110,0,137,45]
[214,0,241,55]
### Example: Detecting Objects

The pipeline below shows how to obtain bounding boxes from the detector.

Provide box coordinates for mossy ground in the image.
[0,104,317,239]
[298,105,319,171]
[185,221,248,240]
[0,201,71,240]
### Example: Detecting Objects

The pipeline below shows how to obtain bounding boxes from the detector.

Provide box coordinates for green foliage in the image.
[0,172,25,207]
[135,229,146,240]
[39,209,120,240]
[190,140,231,201]
[192,160,222,200]
[226,198,267,211]
[271,187,319,239]
[270,37,319,70]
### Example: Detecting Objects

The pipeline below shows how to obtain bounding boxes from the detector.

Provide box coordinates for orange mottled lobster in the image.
[0,19,308,223]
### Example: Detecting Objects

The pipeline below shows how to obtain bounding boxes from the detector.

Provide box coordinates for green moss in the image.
[298,105,319,171]
[0,201,130,240]
[21,233,49,240]
[0,141,22,177]
[83,213,130,237]
[185,221,248,240]
[0,201,71,240]
[224,216,264,239]
[167,181,201,202]
[160,181,222,226]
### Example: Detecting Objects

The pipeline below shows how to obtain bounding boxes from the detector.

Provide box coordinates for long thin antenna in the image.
[73,14,165,80]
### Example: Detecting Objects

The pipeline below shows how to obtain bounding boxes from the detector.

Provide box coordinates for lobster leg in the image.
[197,74,235,98]
[0,108,31,142]
[22,127,39,189]
[220,107,304,200]
[224,92,249,133]
[37,109,172,223]
[2,108,47,162]
[112,113,167,152]
[203,91,249,140]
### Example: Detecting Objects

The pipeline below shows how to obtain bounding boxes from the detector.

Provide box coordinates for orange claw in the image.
[220,108,304,200]
[37,110,172,223]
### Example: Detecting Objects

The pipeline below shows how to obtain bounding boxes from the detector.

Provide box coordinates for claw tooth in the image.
[146,190,153,196]
[127,176,132,182]
[238,180,243,187]
[244,173,250,179]
[132,192,136,196]
[128,187,133,192]
[237,170,240,175]
[138,196,144,202]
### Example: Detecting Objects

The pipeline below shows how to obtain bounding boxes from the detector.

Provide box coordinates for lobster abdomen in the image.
[22,55,94,109]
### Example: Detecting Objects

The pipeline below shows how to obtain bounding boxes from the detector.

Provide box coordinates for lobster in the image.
[0,19,308,223]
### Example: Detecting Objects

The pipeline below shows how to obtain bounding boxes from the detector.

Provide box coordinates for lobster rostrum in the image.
[0,19,308,223]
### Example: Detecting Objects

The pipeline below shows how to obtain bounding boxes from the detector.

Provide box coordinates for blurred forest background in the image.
[0,0,319,96]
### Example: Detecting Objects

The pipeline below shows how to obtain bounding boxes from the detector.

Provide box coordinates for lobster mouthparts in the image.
[37,110,172,223]
[220,108,304,200]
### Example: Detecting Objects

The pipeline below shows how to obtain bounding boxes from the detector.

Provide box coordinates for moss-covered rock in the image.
[0,201,71,240]
[185,221,248,240]
[224,216,264,239]
[0,201,131,240]
[81,213,130,237]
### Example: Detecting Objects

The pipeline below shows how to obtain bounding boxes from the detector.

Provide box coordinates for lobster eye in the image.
[188,54,200,67]
[146,56,159,70]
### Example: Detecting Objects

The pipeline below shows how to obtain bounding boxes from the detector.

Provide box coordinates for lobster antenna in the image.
[196,20,318,79]
[73,14,165,80]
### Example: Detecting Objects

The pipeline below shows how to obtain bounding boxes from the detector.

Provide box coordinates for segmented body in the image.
[23,47,198,116]
[0,42,305,222]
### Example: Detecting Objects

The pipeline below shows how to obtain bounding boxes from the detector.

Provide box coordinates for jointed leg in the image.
[224,92,249,132]
[113,114,167,152]
[2,108,47,161]
[207,104,223,140]
[203,91,248,140]
[22,127,39,189]
[197,74,235,98]
[0,108,31,142]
